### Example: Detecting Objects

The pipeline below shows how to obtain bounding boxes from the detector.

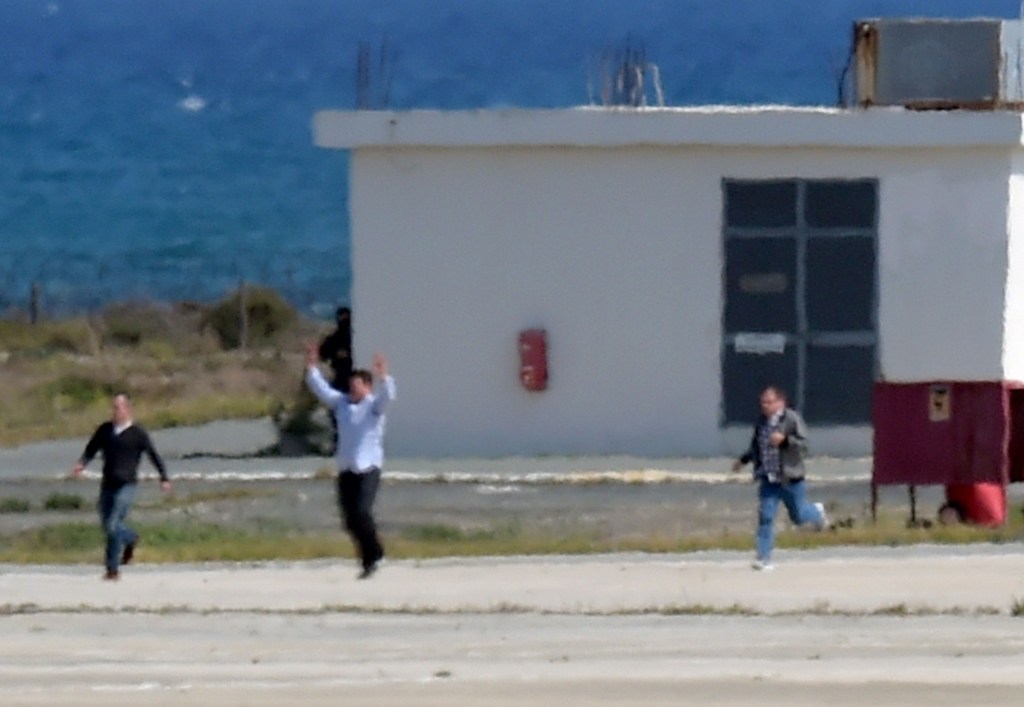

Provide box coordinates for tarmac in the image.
[4,420,1024,704]
[0,417,875,484]
[3,548,1024,705]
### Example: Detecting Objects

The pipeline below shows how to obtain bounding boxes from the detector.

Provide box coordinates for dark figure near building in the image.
[318,306,353,453]
[319,306,353,394]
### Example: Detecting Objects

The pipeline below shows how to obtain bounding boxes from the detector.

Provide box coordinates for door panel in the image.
[723,343,799,425]
[724,238,797,334]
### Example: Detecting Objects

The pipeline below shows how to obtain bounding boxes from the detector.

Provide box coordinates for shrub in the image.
[0,498,31,513]
[44,322,95,354]
[202,286,297,350]
[41,375,117,410]
[43,492,85,511]
[101,302,176,348]
[0,319,93,355]
[270,383,332,455]
[139,338,178,363]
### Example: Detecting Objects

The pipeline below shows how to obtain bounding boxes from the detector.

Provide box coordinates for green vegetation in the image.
[0,318,96,357]
[138,488,275,510]
[0,522,348,564]
[42,493,85,511]
[0,498,32,514]
[269,383,332,455]
[0,289,322,446]
[3,508,1023,565]
[41,374,117,410]
[201,286,298,350]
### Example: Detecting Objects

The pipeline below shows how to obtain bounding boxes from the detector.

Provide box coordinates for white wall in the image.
[352,147,720,456]
[1004,151,1024,382]
[348,142,1014,457]
[878,150,1011,381]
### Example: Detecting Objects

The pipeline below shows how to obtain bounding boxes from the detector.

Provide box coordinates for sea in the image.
[1,0,1019,317]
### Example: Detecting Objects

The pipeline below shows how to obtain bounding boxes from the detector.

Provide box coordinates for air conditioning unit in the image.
[855,18,1024,109]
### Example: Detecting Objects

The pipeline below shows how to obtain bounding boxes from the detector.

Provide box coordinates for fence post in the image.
[29,282,40,324]
[239,279,249,351]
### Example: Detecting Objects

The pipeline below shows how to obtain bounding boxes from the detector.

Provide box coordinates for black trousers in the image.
[336,468,383,569]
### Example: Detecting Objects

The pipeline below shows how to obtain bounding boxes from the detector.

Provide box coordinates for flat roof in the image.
[313,106,1024,150]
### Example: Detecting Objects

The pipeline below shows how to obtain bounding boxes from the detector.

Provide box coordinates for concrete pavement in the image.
[4,548,1024,705]
[4,545,1024,616]
[0,418,874,483]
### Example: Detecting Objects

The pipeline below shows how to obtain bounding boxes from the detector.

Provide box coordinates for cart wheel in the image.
[937,501,965,526]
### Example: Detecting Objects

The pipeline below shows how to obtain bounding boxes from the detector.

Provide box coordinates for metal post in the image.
[238,279,249,351]
[29,282,40,324]
[908,485,917,525]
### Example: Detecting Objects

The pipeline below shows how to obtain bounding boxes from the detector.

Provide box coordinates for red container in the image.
[872,381,1024,526]
[945,482,1006,526]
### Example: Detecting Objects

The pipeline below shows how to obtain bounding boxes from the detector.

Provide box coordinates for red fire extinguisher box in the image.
[872,381,1024,524]
[518,329,548,392]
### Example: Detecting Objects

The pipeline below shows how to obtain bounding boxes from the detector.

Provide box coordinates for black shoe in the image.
[103,569,119,581]
[121,541,136,566]
[358,558,383,580]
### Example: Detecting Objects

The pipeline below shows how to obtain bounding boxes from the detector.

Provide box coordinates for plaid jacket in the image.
[739,408,808,481]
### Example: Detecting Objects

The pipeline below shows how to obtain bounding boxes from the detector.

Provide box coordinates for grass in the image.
[3,509,1023,565]
[0,318,96,357]
[140,394,280,430]
[137,488,275,510]
[0,498,32,514]
[0,522,349,564]
[42,493,85,511]
[0,299,321,447]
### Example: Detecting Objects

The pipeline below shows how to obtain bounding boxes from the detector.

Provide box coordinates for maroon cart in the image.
[872,381,1024,525]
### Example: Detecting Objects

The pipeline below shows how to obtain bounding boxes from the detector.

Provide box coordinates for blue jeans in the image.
[98,484,138,572]
[756,478,822,562]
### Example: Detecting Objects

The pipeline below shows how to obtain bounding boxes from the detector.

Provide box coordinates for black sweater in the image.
[80,422,168,489]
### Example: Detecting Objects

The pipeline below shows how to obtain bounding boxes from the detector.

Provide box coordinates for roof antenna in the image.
[592,36,665,107]
[355,37,399,109]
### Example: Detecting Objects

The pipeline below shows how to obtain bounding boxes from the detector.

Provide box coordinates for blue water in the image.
[1,0,1019,316]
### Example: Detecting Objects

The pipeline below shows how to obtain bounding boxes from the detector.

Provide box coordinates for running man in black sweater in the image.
[72,394,171,580]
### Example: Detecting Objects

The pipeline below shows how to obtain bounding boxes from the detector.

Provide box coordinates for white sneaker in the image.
[813,502,828,531]
[751,559,774,572]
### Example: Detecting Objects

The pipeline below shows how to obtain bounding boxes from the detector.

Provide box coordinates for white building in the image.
[313,106,1024,458]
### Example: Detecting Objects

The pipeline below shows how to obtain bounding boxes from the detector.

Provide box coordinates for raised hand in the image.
[305,341,319,368]
[372,352,388,379]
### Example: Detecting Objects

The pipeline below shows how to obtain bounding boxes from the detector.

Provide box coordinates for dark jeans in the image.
[336,468,383,569]
[98,483,138,572]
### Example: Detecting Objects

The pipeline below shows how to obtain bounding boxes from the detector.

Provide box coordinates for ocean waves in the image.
[2,0,1019,315]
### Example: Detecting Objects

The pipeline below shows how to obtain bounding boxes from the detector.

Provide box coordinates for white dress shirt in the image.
[305,366,396,472]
